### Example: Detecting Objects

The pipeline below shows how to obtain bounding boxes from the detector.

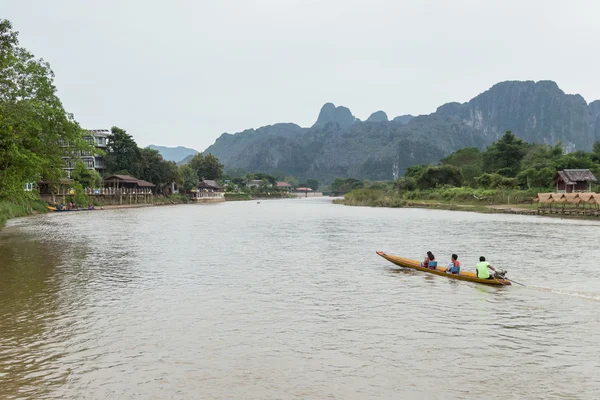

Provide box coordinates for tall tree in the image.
[201,153,224,180]
[0,19,89,201]
[180,164,199,191]
[484,131,527,177]
[105,126,141,176]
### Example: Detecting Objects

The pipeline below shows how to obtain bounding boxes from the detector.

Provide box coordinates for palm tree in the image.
[244,173,253,188]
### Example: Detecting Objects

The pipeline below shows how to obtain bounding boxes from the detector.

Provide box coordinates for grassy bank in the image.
[224,193,293,201]
[335,187,540,214]
[225,193,252,201]
[0,199,49,229]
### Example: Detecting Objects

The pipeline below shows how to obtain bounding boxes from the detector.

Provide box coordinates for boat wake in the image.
[527,286,600,301]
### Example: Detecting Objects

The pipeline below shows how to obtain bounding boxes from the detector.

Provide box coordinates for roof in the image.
[197,180,223,189]
[534,193,553,203]
[555,169,597,184]
[551,193,566,202]
[136,180,155,187]
[104,174,139,183]
[276,182,292,187]
[296,187,313,191]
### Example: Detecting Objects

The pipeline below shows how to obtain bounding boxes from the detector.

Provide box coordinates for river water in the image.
[1,198,599,399]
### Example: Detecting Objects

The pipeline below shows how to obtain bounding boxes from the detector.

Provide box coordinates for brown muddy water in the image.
[1,198,599,399]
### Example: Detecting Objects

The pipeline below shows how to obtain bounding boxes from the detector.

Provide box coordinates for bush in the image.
[416,165,463,189]
[395,177,416,191]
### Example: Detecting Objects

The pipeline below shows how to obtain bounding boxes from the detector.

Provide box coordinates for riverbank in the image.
[333,188,600,220]
[0,199,49,229]
[0,194,192,231]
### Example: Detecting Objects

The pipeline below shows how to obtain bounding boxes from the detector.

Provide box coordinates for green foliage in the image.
[180,164,199,192]
[330,178,364,193]
[441,147,484,187]
[394,177,416,191]
[416,165,463,189]
[441,147,483,168]
[306,179,319,191]
[105,126,141,176]
[483,131,527,177]
[71,161,102,188]
[0,198,48,228]
[0,19,90,202]
[475,173,517,189]
[516,167,555,189]
[106,127,182,192]
[284,176,298,187]
[189,153,224,181]
[224,193,252,201]
[343,188,406,208]
[404,164,429,180]
[252,172,276,186]
[69,181,89,206]
[138,148,179,190]
[554,151,598,173]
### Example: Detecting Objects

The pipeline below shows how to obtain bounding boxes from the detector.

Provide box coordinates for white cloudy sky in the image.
[4,0,600,151]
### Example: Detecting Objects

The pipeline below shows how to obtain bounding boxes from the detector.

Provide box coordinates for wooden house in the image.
[554,169,597,193]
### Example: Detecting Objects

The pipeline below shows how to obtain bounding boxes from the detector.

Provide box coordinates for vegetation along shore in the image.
[334,131,600,219]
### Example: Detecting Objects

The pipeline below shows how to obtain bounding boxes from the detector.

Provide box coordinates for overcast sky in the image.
[4,0,600,151]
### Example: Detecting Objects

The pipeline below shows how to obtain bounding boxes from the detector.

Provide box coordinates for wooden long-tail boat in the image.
[376,251,511,286]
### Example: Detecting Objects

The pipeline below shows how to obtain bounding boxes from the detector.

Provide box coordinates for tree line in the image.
[395,131,600,191]
[0,19,91,203]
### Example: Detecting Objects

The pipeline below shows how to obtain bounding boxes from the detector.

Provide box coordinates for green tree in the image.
[71,161,102,188]
[188,153,224,181]
[416,165,463,189]
[180,164,199,192]
[441,147,483,168]
[284,176,298,187]
[484,131,527,177]
[516,167,555,189]
[0,19,90,202]
[404,164,429,180]
[306,179,319,191]
[244,173,253,187]
[105,126,141,176]
[394,177,416,191]
[330,178,364,193]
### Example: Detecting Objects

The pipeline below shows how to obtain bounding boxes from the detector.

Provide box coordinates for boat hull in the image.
[376,251,511,286]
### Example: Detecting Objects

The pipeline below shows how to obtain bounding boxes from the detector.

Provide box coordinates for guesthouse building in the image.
[554,169,597,193]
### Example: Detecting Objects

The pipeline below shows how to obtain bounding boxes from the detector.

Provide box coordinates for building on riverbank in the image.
[61,129,109,177]
[276,182,292,192]
[554,169,597,193]
[189,180,225,202]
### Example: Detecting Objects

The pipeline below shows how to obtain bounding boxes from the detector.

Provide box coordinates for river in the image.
[1,198,599,399]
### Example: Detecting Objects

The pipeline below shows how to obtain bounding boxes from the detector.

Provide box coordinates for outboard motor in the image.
[494,269,508,280]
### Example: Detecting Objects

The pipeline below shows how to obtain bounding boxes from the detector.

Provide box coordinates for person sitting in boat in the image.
[476,256,497,279]
[446,254,460,274]
[421,251,437,269]
[58,203,64,210]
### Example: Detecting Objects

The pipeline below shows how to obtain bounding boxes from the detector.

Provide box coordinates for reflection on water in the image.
[1,199,600,399]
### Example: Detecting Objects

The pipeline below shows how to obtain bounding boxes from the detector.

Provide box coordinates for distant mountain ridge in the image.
[203,80,600,182]
[147,145,198,163]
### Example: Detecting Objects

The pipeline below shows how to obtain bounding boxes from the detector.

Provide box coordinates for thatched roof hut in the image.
[563,193,580,203]
[551,193,566,203]
[534,193,554,203]
[576,193,594,203]
[587,193,600,205]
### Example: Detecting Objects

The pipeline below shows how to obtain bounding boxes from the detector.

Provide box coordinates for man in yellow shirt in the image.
[476,256,497,279]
